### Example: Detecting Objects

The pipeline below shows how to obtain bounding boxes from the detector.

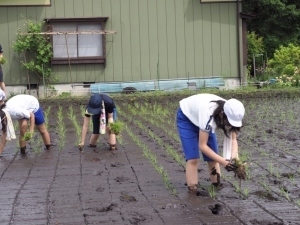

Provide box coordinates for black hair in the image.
[0,104,7,132]
[210,100,240,138]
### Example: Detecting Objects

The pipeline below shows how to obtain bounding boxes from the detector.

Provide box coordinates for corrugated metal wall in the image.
[0,0,239,85]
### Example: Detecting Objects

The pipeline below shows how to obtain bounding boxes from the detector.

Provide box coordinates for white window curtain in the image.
[53,24,77,58]
[52,24,103,58]
[78,24,103,57]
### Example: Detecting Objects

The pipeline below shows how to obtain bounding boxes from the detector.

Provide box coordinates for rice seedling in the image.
[44,106,51,129]
[108,121,124,135]
[208,185,217,199]
[279,186,290,201]
[242,188,250,198]
[0,57,7,64]
[67,106,82,145]
[23,132,33,141]
[57,106,66,152]
[124,119,177,195]
[258,179,271,193]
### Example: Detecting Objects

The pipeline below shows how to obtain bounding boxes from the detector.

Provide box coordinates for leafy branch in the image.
[12,20,53,87]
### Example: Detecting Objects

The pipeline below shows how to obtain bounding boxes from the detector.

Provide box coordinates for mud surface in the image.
[0,93,299,224]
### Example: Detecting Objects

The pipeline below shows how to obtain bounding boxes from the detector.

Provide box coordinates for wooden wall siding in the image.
[0,0,239,85]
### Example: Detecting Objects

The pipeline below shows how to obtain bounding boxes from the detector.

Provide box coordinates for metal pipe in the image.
[236,0,242,86]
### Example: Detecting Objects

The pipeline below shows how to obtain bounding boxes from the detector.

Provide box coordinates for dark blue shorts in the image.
[34,107,45,125]
[176,107,218,161]
[0,66,3,82]
[92,108,117,134]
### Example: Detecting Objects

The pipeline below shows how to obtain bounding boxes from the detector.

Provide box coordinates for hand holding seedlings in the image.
[225,162,238,172]
[23,132,33,141]
[231,158,247,180]
[0,57,7,65]
[107,121,124,135]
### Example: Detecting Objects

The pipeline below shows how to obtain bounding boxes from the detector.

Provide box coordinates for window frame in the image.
[45,17,108,65]
[0,0,51,6]
[200,0,240,2]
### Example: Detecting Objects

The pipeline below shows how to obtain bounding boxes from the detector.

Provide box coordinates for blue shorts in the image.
[91,108,117,134]
[176,107,218,161]
[34,107,45,125]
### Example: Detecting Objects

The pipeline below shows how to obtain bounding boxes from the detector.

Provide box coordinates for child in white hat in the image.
[177,93,245,194]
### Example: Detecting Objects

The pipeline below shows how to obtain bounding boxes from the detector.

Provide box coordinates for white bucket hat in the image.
[224,98,245,127]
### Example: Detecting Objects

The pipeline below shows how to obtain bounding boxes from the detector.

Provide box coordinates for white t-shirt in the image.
[179,93,226,133]
[6,95,39,120]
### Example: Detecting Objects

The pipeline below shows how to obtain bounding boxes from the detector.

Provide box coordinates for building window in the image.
[45,17,108,65]
[0,0,51,6]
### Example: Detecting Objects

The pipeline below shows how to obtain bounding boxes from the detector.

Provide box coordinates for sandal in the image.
[89,144,97,148]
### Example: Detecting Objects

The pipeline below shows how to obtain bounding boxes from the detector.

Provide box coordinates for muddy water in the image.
[0,96,299,224]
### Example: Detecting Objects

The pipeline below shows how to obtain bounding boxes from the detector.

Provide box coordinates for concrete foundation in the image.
[5,78,241,99]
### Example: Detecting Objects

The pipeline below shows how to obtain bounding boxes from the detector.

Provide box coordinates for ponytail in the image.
[0,104,7,132]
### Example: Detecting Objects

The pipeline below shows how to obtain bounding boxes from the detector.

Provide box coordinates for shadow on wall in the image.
[185,0,200,22]
[185,0,234,25]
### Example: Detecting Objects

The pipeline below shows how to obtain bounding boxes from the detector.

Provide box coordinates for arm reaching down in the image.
[78,116,90,150]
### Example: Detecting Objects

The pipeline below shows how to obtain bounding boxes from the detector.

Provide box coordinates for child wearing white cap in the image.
[176,93,245,195]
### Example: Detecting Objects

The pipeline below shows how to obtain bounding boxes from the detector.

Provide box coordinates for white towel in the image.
[223,132,232,160]
[99,100,106,134]
[2,108,16,140]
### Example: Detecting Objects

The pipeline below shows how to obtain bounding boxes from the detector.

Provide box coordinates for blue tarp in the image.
[90,77,225,93]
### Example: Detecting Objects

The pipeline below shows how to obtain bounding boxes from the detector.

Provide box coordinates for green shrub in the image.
[12,20,53,85]
[268,43,300,76]
[275,67,300,87]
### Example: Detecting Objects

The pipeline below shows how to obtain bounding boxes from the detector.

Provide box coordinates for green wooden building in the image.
[0,0,248,96]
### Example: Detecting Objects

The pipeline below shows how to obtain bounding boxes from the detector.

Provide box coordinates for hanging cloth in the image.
[100,100,106,134]
[223,132,232,160]
[2,108,16,140]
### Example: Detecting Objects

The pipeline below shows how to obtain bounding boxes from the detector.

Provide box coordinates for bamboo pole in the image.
[17,30,117,35]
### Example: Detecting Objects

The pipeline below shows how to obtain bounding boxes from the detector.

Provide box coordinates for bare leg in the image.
[108,132,116,150]
[185,159,199,187]
[89,134,99,146]
[19,119,28,148]
[36,123,51,145]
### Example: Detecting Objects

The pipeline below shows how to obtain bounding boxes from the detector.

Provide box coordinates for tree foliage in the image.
[247,31,264,65]
[12,20,52,86]
[268,43,300,76]
[242,0,300,56]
